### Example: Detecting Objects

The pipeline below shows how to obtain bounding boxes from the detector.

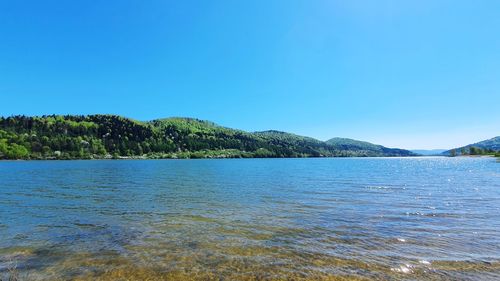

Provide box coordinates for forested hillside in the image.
[0,115,415,159]
[443,136,500,156]
[326,137,415,157]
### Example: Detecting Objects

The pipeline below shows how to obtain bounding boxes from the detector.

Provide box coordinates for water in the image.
[0,157,499,280]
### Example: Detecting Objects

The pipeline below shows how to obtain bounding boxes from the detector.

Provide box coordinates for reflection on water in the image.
[0,157,499,280]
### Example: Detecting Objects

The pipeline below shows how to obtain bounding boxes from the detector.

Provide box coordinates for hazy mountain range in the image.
[410,149,447,156]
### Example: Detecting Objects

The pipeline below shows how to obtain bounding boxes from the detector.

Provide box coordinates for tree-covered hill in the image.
[443,136,500,156]
[326,137,416,157]
[0,115,415,159]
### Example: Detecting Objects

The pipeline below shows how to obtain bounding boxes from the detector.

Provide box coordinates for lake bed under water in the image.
[0,157,499,280]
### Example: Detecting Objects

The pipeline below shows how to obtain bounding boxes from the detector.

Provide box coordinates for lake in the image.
[0,157,499,280]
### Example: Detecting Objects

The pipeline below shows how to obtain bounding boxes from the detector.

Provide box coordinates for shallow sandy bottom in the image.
[2,244,500,281]
[1,158,499,280]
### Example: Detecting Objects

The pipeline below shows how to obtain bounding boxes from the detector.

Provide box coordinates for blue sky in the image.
[1,1,499,149]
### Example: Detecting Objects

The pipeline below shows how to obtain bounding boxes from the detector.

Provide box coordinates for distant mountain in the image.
[410,149,447,156]
[325,137,416,157]
[0,115,415,159]
[443,136,500,156]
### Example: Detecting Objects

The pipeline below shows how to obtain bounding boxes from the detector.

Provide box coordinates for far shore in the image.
[3,155,498,161]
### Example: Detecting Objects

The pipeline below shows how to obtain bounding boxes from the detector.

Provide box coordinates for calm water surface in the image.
[0,157,499,280]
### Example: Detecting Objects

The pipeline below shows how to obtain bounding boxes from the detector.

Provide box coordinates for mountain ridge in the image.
[0,114,416,159]
[326,137,415,157]
[410,149,447,156]
[443,136,500,156]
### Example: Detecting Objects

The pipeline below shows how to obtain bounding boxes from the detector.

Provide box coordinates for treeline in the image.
[0,115,415,160]
[449,146,500,157]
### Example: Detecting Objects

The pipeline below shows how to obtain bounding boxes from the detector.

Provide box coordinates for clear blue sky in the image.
[1,1,499,149]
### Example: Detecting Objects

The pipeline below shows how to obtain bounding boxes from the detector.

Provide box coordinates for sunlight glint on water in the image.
[0,157,499,280]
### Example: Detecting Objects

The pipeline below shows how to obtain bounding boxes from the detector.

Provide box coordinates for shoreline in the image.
[0,155,460,161]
